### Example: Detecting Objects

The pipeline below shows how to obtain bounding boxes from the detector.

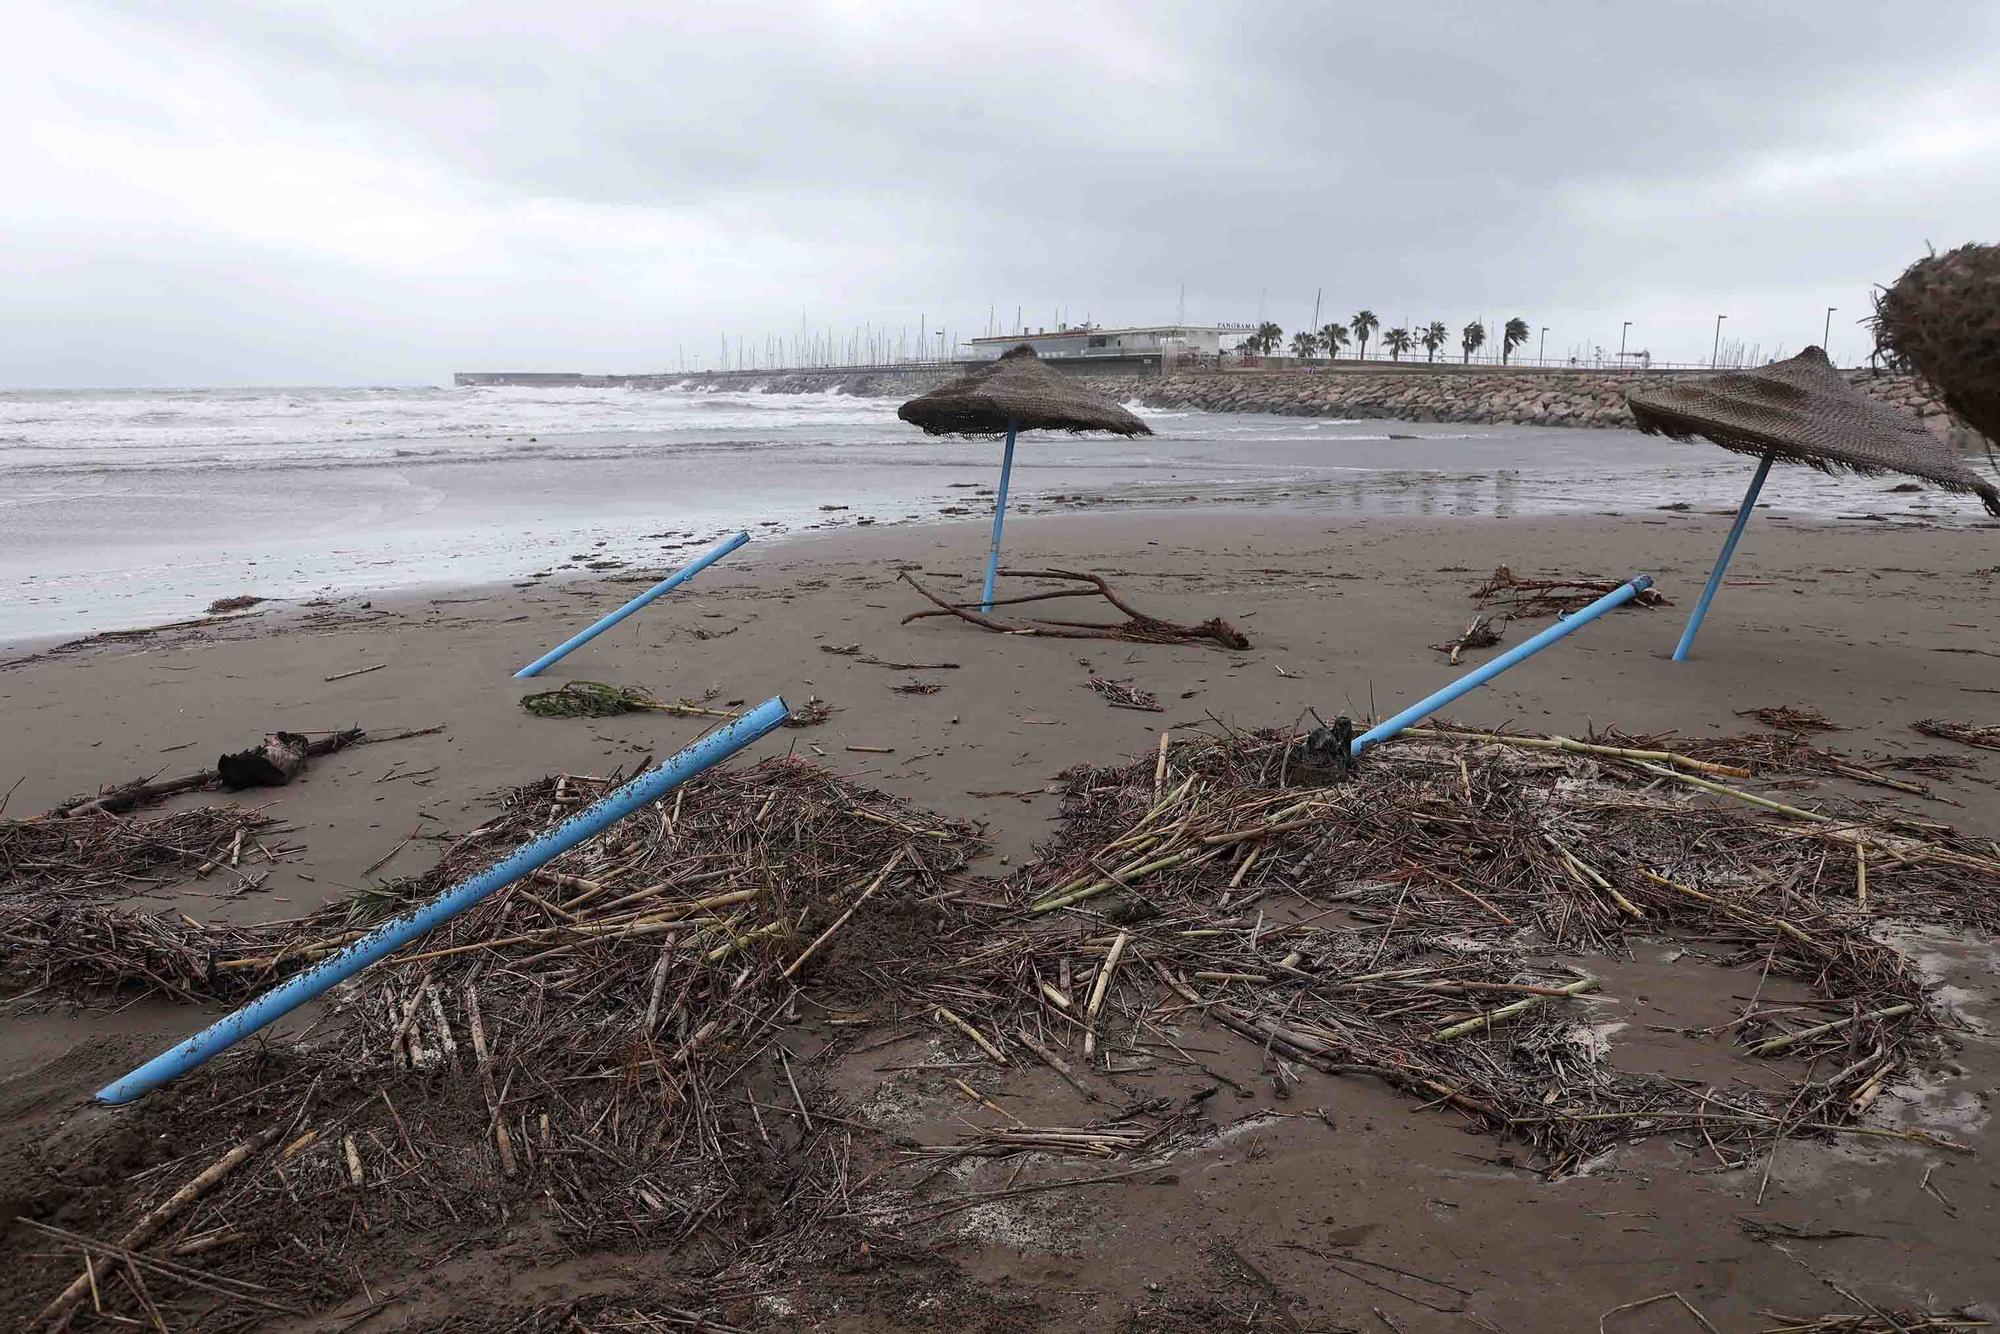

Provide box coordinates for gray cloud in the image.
[5,0,1994,385]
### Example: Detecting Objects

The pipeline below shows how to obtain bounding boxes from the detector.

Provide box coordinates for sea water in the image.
[0,383,1979,643]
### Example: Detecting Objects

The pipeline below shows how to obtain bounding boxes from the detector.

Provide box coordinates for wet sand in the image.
[4,508,1999,1329]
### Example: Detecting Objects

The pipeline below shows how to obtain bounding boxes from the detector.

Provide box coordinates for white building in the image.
[963,324,1255,364]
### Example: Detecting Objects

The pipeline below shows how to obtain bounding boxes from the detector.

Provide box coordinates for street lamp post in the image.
[1538,327,1548,365]
[1711,314,1727,370]
[1620,321,1631,364]
[1823,307,1837,362]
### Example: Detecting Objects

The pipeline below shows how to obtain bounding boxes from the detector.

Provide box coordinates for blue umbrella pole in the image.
[1351,575,1654,757]
[515,530,750,679]
[1672,454,1772,662]
[96,696,792,1105]
[979,419,1019,612]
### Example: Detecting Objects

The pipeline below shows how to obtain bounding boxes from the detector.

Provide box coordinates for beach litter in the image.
[1912,718,2000,751]
[1471,566,1668,619]
[35,726,440,818]
[1429,614,1503,663]
[7,751,979,1327]
[784,696,835,726]
[1755,1311,1994,1332]
[819,642,962,670]
[214,731,316,788]
[1739,703,1844,732]
[10,709,2000,1326]
[899,567,1250,650]
[1,804,280,902]
[514,530,750,679]
[1434,567,1662,661]
[520,679,738,720]
[1084,675,1164,712]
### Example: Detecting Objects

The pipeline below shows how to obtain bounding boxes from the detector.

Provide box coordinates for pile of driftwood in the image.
[34,725,443,818]
[7,757,984,1329]
[9,724,1997,1328]
[923,721,1992,1173]
[1433,566,1667,660]
[1,806,279,902]
[1914,718,2000,751]
[1469,566,1669,619]
[900,568,1250,650]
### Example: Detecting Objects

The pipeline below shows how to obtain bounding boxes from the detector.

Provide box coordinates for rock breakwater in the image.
[1104,367,1952,436]
[718,362,1964,442]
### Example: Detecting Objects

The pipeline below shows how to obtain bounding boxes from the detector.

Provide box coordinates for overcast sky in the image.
[4,1,1995,387]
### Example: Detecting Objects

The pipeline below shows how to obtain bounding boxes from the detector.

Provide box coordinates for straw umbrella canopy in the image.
[1872,241,2000,450]
[898,344,1153,437]
[1627,345,2000,512]
[899,345,1151,611]
[1627,346,1999,661]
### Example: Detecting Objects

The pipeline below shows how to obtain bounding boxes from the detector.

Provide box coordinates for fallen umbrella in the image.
[514,530,750,678]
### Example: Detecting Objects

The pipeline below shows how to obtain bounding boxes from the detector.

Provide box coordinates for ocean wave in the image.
[0,386,1534,490]
[0,383,901,463]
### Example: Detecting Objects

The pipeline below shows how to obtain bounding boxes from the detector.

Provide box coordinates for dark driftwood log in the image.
[217,731,312,789]
[53,728,371,817]
[898,569,1250,650]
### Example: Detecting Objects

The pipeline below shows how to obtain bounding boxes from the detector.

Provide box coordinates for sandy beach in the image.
[6,505,1999,1330]
[13,3,2000,1327]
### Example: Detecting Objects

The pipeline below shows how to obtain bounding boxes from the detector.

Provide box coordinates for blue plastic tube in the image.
[1351,576,1654,756]
[979,420,1019,612]
[96,696,792,1104]
[1672,453,1772,662]
[515,530,750,678]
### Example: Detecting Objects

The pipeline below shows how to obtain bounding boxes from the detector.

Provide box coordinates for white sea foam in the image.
[0,385,900,477]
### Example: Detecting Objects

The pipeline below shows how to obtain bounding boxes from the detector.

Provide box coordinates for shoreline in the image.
[2,492,1983,665]
[8,451,1992,655]
[9,502,2000,841]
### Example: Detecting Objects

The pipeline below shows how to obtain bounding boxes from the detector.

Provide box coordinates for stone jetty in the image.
[700,362,1961,439]
[1098,366,1954,436]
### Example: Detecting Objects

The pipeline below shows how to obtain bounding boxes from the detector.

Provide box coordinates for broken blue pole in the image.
[96,696,792,1105]
[514,530,750,678]
[1351,575,1655,756]
[1672,453,1773,662]
[979,418,1019,612]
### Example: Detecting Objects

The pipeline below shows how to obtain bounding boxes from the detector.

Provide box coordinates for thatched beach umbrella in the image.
[1873,241,2000,449]
[1627,345,2000,660]
[900,344,1151,609]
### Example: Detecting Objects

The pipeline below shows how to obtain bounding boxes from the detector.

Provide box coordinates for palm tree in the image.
[1421,321,1448,363]
[1349,310,1379,361]
[1319,322,1349,359]
[1248,321,1283,355]
[1501,317,1531,365]
[1461,320,1486,364]
[1289,330,1321,360]
[1383,327,1412,361]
